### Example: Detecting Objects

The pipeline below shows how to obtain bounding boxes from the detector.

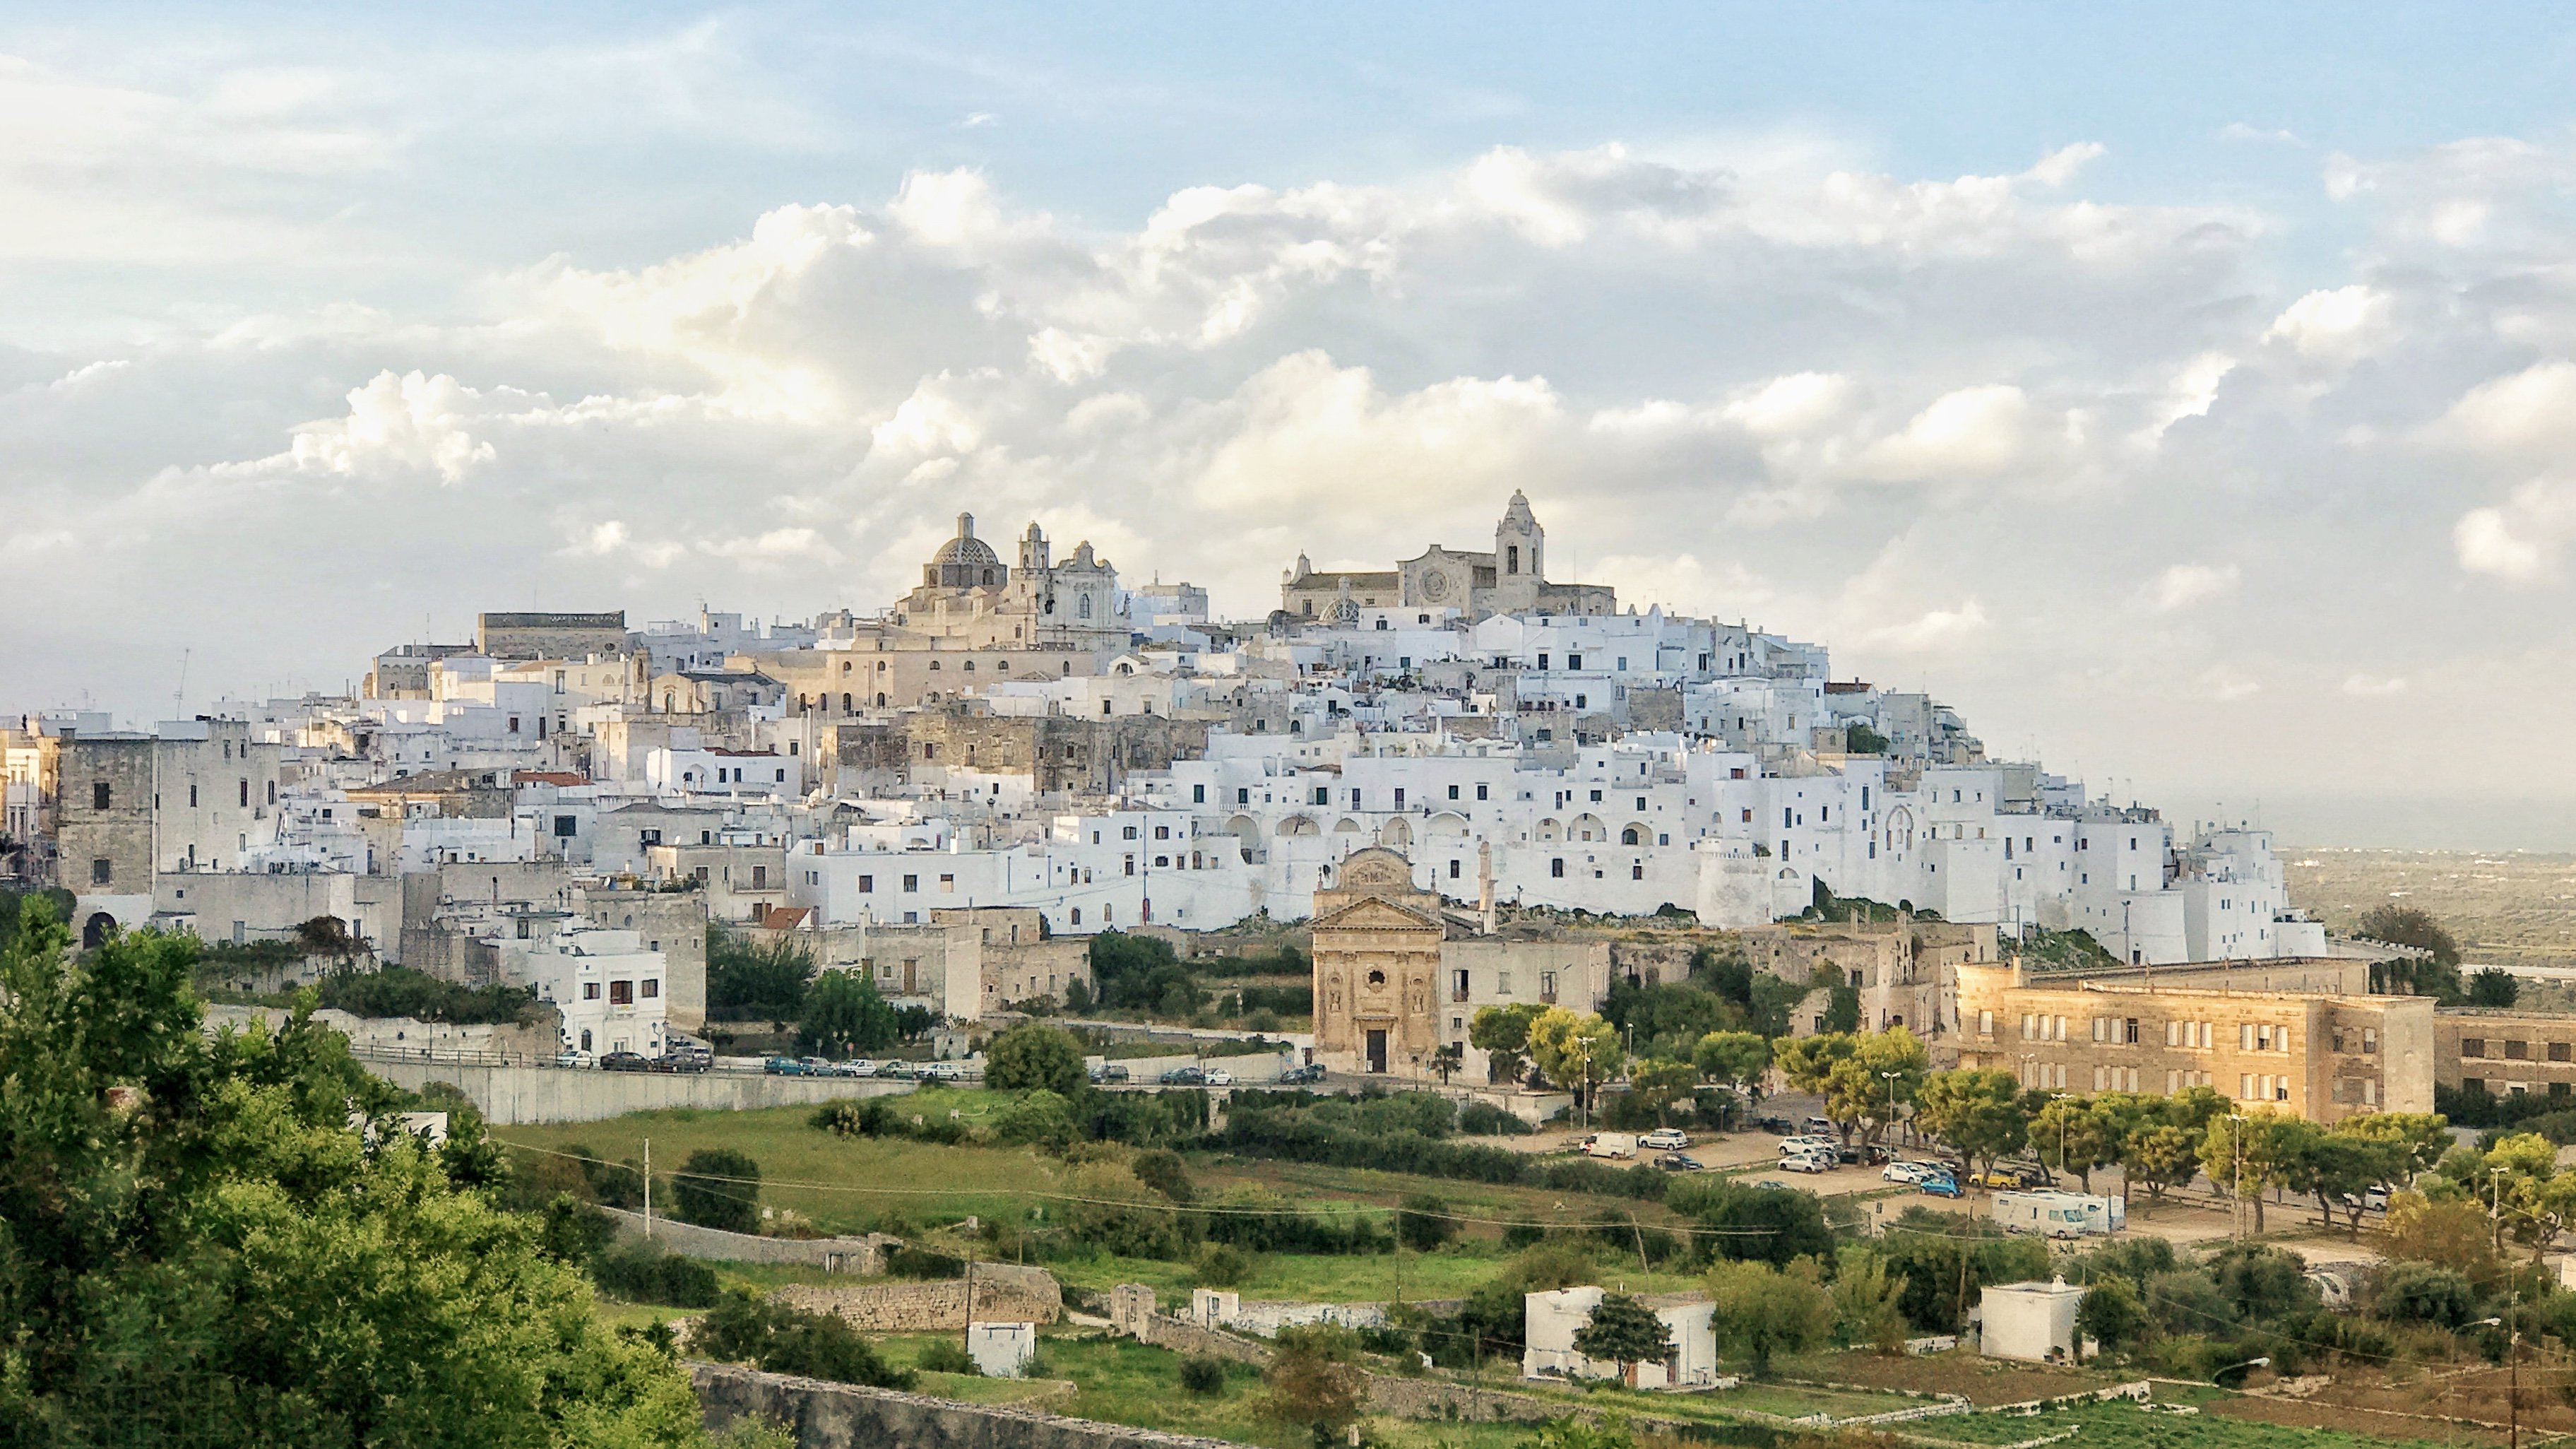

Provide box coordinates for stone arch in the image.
[1426,811,1471,837]
[1277,815,1320,837]
[1536,817,1563,843]
[1620,821,1651,846]
[82,912,115,950]
[1379,816,1413,850]
[1331,817,1365,835]
[1571,812,1608,842]
[1226,813,1259,838]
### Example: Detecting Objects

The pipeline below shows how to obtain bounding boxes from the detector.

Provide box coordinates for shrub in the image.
[2375,1262,2478,1327]
[1132,1149,1197,1204]
[990,1089,1079,1151]
[670,1147,761,1234]
[812,1099,898,1137]
[1179,1355,1229,1395]
[591,1241,720,1308]
[985,1023,1090,1096]
[916,1339,978,1375]
[1397,1193,1456,1253]
[886,1245,965,1279]
[1457,1101,1533,1136]
[1197,1243,1254,1287]
[696,1290,915,1389]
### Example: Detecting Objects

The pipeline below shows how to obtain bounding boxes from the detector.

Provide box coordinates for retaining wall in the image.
[776,1265,1062,1331]
[600,1206,896,1272]
[692,1362,1249,1449]
[362,1059,914,1125]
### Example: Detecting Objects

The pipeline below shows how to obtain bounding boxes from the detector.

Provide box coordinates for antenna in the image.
[173,648,191,719]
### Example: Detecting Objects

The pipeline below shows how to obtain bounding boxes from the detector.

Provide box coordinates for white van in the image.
[1990,1190,2125,1238]
[1581,1132,1639,1160]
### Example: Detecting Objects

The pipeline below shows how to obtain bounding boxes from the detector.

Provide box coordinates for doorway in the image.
[1365,1029,1387,1074]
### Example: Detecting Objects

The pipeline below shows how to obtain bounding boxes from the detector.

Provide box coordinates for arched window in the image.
[1507,545,1520,574]
[1621,827,1641,846]
[963,661,975,673]
[930,660,941,671]
[1079,594,1093,619]
[841,693,852,711]
[875,692,887,706]
[1070,908,1081,925]
[981,568,995,584]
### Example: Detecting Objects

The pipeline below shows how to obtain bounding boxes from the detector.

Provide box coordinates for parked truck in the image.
[1581,1132,1639,1160]
[1990,1189,2125,1238]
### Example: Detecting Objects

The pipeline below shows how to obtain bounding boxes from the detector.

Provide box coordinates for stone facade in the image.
[2436,1009,2576,1098]
[775,1265,1062,1332]
[476,611,629,661]
[1311,847,1452,1075]
[1281,492,1616,622]
[1953,959,2435,1120]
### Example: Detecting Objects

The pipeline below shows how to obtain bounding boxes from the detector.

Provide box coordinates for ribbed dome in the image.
[930,513,999,567]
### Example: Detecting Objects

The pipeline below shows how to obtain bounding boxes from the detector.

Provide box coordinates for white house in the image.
[507,924,672,1058]
[1522,1287,1719,1390]
[1978,1279,2087,1363]
[966,1321,1038,1378]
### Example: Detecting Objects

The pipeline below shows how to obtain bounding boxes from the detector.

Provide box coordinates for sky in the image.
[7,4,2576,848]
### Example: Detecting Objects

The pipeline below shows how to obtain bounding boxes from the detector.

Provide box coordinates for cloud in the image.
[2264,285,2392,362]
[2343,673,2409,697]
[2438,361,2576,457]
[1863,600,1990,651]
[2455,481,2576,581]
[1851,385,2034,480]
[2147,562,2240,613]
[279,369,496,483]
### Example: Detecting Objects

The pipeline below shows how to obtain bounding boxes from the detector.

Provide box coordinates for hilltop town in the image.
[4,493,2568,1449]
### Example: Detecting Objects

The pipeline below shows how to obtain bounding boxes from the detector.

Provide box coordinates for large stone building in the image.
[2435,1009,2576,1101]
[476,611,631,661]
[1952,957,2435,1122]
[895,514,1125,651]
[1281,492,1617,623]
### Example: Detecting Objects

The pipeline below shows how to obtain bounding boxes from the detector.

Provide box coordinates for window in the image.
[189,784,198,808]
[1540,971,1557,1000]
[2363,1027,2378,1053]
[92,858,112,885]
[858,875,874,892]
[583,982,601,1000]
[1978,1010,1994,1036]
[1453,969,1470,1000]
[554,815,577,838]
[1194,783,1206,803]
[2464,1037,2488,1058]
[609,980,634,1005]
[1476,783,1489,800]
[1394,788,1406,808]
[238,779,249,807]
[1448,784,1460,800]
[1551,858,1565,877]
[2507,1040,2532,1060]
[902,874,919,892]
[1449,859,1461,878]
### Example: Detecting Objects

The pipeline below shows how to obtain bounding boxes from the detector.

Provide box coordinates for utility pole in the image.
[643,1137,653,1238]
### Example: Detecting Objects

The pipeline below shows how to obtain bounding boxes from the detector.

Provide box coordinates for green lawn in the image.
[1909,1400,2474,1449]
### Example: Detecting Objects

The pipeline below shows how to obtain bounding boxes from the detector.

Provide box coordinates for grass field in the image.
[1909,1397,2496,1449]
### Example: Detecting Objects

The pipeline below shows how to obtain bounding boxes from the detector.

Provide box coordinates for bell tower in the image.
[1492,490,1545,610]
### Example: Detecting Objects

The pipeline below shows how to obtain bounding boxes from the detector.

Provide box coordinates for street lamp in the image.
[1880,1070,1902,1149]
[2474,1318,2522,1449]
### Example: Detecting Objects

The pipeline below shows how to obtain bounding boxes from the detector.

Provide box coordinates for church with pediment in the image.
[1311,847,1457,1075]
[1280,492,1618,625]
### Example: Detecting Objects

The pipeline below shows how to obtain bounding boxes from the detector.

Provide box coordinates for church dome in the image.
[930,514,1000,568]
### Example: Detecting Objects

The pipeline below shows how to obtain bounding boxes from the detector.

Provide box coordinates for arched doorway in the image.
[82,912,115,949]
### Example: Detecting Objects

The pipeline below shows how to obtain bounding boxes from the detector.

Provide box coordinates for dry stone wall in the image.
[776,1265,1062,1331]
[693,1362,1250,1449]
[600,1207,894,1271]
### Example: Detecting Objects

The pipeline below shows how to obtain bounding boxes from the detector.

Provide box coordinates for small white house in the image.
[966,1321,1038,1378]
[1978,1279,2087,1363]
[1523,1287,1719,1390]
[1990,1190,2125,1238]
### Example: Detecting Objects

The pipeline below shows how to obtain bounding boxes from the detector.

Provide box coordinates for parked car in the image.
[598,1051,651,1072]
[1654,1152,1708,1173]
[1204,1067,1235,1086]
[554,1049,595,1070]
[761,1055,808,1076]
[1756,1116,1796,1135]
[1882,1161,1930,1184]
[838,1059,878,1078]
[1779,1152,1834,1174]
[646,1052,708,1074]
[1918,1174,1964,1198]
[921,1060,965,1082]
[1087,1063,1132,1084]
[1779,1135,1836,1155]
[1278,1062,1326,1084]
[872,1061,917,1080]
[1803,1116,1835,1135]
[1582,1132,1640,1160]
[1161,1065,1207,1086]
[1640,1128,1691,1152]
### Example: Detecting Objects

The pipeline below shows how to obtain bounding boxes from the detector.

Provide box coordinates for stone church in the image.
[1310,847,1454,1075]
[896,513,1125,650]
[1280,491,1618,624]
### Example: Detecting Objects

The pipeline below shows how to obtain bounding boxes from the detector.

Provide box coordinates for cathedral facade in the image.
[1281,492,1617,623]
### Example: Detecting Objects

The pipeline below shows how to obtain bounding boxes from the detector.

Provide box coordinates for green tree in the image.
[1572,1294,1674,1386]
[672,1147,762,1234]
[1692,1030,1772,1106]
[989,1089,1078,1151]
[1431,1041,1464,1085]
[1471,1003,1543,1084]
[1528,1007,1623,1105]
[0,904,712,1445]
[1259,1323,1365,1445]
[1814,1028,1929,1148]
[2074,1273,2149,1349]
[2031,1094,2120,1191]
[706,928,816,1024]
[984,1022,1089,1096]
[1664,1178,1835,1266]
[796,969,898,1056]
[1705,1259,1831,1376]
[2200,1111,2310,1234]
[1629,1058,1698,1125]
[1916,1068,2029,1184]
[695,1289,916,1388]
[1844,722,1889,755]
[2123,1124,2202,1211]
[2468,967,2520,1007]
[2355,904,2462,968]
[1829,1247,1909,1354]
[2334,1111,2452,1178]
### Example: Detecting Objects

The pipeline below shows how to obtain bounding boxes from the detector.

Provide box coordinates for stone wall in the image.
[693,1362,1250,1449]
[776,1265,1062,1331]
[362,1059,913,1125]
[600,1206,895,1271]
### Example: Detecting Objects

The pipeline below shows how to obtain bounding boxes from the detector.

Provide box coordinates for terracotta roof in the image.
[757,906,813,930]
[514,770,588,786]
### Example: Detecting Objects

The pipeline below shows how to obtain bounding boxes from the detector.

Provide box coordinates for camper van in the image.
[1990,1190,2125,1238]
